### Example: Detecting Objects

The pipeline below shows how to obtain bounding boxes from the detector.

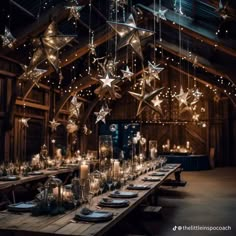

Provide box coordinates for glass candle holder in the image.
[99,135,113,171]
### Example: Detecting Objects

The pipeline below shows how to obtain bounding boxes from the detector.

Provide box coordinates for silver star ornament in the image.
[66,6,83,21]
[1,27,15,48]
[94,106,111,124]
[19,118,31,128]
[121,66,134,80]
[49,119,61,132]
[107,14,154,59]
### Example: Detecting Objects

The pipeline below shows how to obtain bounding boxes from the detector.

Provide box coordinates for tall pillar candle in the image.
[113,160,120,178]
[80,161,89,179]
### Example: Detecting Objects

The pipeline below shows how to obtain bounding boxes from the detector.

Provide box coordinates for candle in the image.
[113,160,120,178]
[186,141,190,149]
[80,161,89,179]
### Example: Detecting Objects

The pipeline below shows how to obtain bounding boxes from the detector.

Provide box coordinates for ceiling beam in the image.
[137,3,236,58]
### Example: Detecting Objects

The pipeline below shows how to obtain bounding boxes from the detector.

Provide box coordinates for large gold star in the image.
[29,21,74,72]
[129,84,164,116]
[107,14,154,59]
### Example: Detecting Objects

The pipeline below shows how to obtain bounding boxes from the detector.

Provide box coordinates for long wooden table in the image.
[0,164,180,236]
[0,166,82,192]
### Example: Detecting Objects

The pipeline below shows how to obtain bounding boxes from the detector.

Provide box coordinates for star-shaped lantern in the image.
[19,118,30,128]
[107,14,154,59]
[176,86,190,107]
[29,21,74,72]
[94,105,111,124]
[49,119,61,132]
[1,27,15,48]
[69,95,83,119]
[66,6,83,21]
[18,65,47,87]
[121,66,134,80]
[154,9,168,22]
[129,84,164,116]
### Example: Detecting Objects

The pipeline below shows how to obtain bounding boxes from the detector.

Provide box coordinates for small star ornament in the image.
[19,118,30,128]
[66,6,83,21]
[121,66,134,80]
[192,113,200,122]
[49,119,61,132]
[147,61,164,83]
[154,9,168,22]
[107,14,154,59]
[1,27,15,48]
[176,86,190,106]
[69,95,82,118]
[94,106,111,124]
[152,95,163,108]
[93,72,122,100]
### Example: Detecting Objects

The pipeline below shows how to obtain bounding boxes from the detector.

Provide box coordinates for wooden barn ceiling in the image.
[0,0,236,106]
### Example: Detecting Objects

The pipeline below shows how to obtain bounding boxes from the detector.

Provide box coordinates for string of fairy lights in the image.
[1,0,236,131]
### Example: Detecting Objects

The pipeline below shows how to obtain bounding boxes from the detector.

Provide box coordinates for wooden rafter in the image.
[137,3,236,57]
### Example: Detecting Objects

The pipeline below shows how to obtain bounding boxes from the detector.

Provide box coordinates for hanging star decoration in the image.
[191,88,202,105]
[107,14,154,59]
[66,120,79,133]
[93,72,122,100]
[192,112,200,122]
[129,82,164,116]
[112,0,128,8]
[69,95,83,119]
[94,105,111,124]
[1,27,15,48]
[121,66,134,80]
[146,61,164,85]
[66,5,84,21]
[175,86,190,107]
[100,73,115,87]
[49,119,61,132]
[83,124,92,135]
[154,9,168,22]
[19,118,30,128]
[151,95,163,114]
[28,21,74,72]
[18,65,47,87]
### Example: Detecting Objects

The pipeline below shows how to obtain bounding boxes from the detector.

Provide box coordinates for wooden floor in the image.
[106,167,236,236]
